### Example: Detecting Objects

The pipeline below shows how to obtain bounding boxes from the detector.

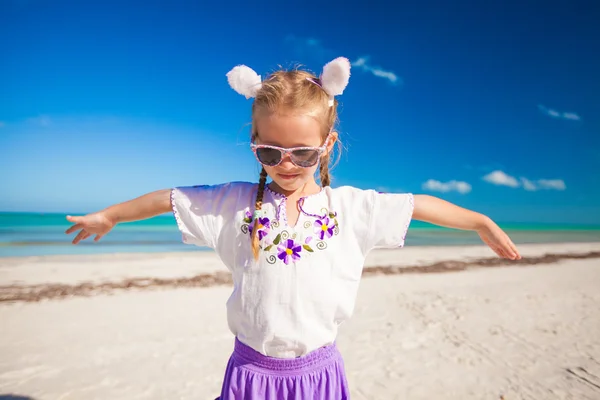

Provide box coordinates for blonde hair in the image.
[249,68,343,260]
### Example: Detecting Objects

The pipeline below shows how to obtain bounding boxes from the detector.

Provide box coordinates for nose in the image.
[278,151,295,168]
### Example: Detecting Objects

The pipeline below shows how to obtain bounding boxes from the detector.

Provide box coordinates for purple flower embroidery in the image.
[314,216,335,240]
[277,238,302,265]
[248,216,271,241]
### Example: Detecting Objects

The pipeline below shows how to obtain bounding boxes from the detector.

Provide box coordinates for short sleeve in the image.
[363,190,414,251]
[170,182,253,249]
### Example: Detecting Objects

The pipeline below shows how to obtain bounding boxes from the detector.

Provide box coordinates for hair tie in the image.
[316,57,352,107]
[226,57,351,107]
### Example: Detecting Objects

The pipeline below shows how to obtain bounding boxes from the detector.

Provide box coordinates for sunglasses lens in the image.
[291,149,320,167]
[256,147,282,166]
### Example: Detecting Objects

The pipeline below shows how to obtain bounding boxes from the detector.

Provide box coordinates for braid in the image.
[319,155,331,187]
[251,167,268,260]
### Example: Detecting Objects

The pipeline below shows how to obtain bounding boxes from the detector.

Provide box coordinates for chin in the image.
[273,178,302,190]
[271,175,310,191]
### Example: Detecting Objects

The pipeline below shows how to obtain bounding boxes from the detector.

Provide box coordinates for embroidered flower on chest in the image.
[277,238,302,264]
[240,206,339,265]
[245,211,271,240]
[314,216,336,240]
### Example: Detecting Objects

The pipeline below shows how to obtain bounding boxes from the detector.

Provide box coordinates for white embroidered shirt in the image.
[171,182,413,358]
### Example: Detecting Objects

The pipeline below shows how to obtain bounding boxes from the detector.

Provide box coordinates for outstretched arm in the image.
[65,189,172,244]
[412,194,521,260]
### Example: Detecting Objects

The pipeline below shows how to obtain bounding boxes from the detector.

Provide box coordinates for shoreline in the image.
[2,240,599,263]
[1,242,599,303]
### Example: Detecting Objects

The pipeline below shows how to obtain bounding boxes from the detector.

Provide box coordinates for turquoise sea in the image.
[1,212,600,257]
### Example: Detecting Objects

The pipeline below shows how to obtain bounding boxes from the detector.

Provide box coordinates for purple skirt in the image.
[218,338,350,400]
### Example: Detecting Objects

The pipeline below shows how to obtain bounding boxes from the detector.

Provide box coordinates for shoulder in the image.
[323,186,377,215]
[328,185,411,197]
[175,181,256,193]
[326,185,413,209]
[178,181,256,190]
[172,181,258,203]
[326,185,379,202]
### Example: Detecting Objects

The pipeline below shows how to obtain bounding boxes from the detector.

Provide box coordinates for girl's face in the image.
[254,113,335,196]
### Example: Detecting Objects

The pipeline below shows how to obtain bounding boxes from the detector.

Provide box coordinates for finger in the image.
[513,249,522,260]
[72,230,88,244]
[487,243,504,258]
[495,243,512,259]
[65,224,83,234]
[66,215,82,223]
[496,247,509,259]
[82,232,91,241]
[494,244,510,259]
[504,236,521,259]
[94,234,104,242]
[509,241,521,260]
[482,236,509,259]
[502,242,518,260]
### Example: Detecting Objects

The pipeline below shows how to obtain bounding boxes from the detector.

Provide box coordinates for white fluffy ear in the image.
[320,57,351,98]
[226,65,262,99]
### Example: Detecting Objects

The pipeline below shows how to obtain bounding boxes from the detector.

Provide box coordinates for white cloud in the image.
[538,104,581,121]
[520,177,537,191]
[536,179,566,191]
[284,36,402,85]
[351,56,401,85]
[562,112,580,121]
[422,170,566,193]
[520,177,566,191]
[483,170,566,191]
[422,179,472,194]
[482,170,520,188]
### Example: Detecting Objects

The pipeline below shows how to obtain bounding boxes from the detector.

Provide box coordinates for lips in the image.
[279,173,299,179]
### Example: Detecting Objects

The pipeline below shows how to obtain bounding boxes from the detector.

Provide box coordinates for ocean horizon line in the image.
[1,211,600,231]
[2,210,599,257]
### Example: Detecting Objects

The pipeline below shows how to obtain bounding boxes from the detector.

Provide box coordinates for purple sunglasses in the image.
[250,134,331,168]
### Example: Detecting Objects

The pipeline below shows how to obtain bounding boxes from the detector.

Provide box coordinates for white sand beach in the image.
[1,242,599,399]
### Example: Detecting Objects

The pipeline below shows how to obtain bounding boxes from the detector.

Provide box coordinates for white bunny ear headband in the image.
[226,57,351,107]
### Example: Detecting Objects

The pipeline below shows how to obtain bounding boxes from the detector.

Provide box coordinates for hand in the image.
[477,217,521,260]
[65,212,115,244]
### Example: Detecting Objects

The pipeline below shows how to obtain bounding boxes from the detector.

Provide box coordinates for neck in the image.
[268,181,321,199]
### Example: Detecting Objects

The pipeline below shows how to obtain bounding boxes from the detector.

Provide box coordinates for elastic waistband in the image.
[232,338,341,375]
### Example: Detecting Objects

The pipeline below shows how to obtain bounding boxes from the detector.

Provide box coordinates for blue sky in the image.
[1,0,599,224]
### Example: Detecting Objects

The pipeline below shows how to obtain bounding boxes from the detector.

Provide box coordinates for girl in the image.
[65,57,521,399]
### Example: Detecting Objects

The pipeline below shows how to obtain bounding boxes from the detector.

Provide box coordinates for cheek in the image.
[263,165,277,177]
[307,165,319,176]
